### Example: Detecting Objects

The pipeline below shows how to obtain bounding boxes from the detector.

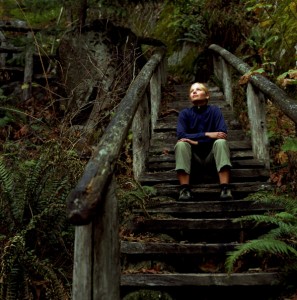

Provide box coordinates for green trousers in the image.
[174,139,232,174]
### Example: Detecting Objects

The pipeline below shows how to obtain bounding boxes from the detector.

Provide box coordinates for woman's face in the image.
[189,83,209,105]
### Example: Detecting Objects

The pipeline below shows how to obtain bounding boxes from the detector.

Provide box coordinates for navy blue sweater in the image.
[176,105,228,144]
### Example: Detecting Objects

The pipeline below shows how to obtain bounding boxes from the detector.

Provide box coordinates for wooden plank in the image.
[139,169,270,185]
[121,241,238,254]
[93,178,120,300]
[150,182,273,196]
[128,218,268,231]
[72,178,120,300]
[121,272,280,287]
[132,199,281,215]
[143,182,274,202]
[23,32,34,100]
[72,224,92,300]
[148,153,256,164]
[147,159,265,171]
[247,83,270,168]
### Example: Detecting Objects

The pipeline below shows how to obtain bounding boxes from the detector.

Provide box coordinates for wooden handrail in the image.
[66,47,167,226]
[209,44,297,124]
[69,47,166,300]
[209,44,297,168]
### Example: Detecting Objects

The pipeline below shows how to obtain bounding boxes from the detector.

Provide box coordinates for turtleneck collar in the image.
[193,104,208,113]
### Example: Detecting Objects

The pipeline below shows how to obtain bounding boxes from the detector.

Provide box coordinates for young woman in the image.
[175,82,233,201]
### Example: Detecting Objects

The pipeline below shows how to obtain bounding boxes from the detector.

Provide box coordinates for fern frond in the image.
[225,238,297,273]
[233,213,279,226]
[263,222,297,241]
[23,254,70,300]
[0,156,14,198]
[0,156,18,227]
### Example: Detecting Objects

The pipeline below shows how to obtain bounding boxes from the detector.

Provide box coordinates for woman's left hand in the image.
[178,138,198,145]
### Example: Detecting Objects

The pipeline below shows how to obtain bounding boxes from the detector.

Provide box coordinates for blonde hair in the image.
[189,82,209,95]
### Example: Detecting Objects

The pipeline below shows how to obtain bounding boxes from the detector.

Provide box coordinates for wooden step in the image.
[148,154,260,165]
[139,169,270,185]
[120,83,283,300]
[121,241,238,273]
[133,199,282,218]
[148,152,256,164]
[147,182,273,201]
[127,217,274,243]
[121,241,238,255]
[148,158,265,172]
[120,272,282,300]
[121,272,280,287]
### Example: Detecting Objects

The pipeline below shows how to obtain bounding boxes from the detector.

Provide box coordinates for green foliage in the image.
[117,178,157,225]
[4,0,62,26]
[242,0,297,76]
[0,141,84,299]
[0,106,27,129]
[154,0,206,55]
[281,138,297,152]
[225,191,297,274]
[123,289,173,300]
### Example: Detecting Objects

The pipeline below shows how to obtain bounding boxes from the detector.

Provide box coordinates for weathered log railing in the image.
[209,44,297,169]
[66,48,167,300]
[0,23,56,100]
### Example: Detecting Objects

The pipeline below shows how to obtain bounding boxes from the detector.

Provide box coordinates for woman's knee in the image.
[214,139,227,148]
[213,139,230,157]
[175,141,191,152]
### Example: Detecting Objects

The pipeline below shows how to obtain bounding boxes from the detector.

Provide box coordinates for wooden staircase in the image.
[120,84,283,299]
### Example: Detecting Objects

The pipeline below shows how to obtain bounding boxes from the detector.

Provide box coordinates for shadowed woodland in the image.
[0,1,297,299]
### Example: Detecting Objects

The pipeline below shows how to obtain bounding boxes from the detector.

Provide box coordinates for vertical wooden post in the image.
[93,177,120,300]
[150,68,161,135]
[212,54,222,81]
[0,31,7,67]
[72,177,120,300]
[132,92,151,180]
[246,83,270,168]
[220,58,233,109]
[72,224,92,300]
[212,55,233,109]
[23,31,34,101]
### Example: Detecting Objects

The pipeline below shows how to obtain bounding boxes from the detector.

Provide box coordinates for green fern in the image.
[0,141,84,299]
[226,191,297,273]
[225,238,297,274]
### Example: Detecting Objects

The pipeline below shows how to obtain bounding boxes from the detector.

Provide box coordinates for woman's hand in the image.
[178,138,198,145]
[206,132,227,139]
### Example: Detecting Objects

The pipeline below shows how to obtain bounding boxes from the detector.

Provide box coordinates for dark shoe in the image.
[178,187,193,201]
[220,185,233,200]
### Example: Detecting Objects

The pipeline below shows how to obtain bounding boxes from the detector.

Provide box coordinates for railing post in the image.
[246,83,270,168]
[212,54,222,82]
[212,55,233,108]
[0,31,6,67]
[150,68,161,135]
[132,91,151,180]
[72,177,120,300]
[220,58,233,109]
[93,177,120,300]
[23,31,34,101]
[72,224,92,300]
